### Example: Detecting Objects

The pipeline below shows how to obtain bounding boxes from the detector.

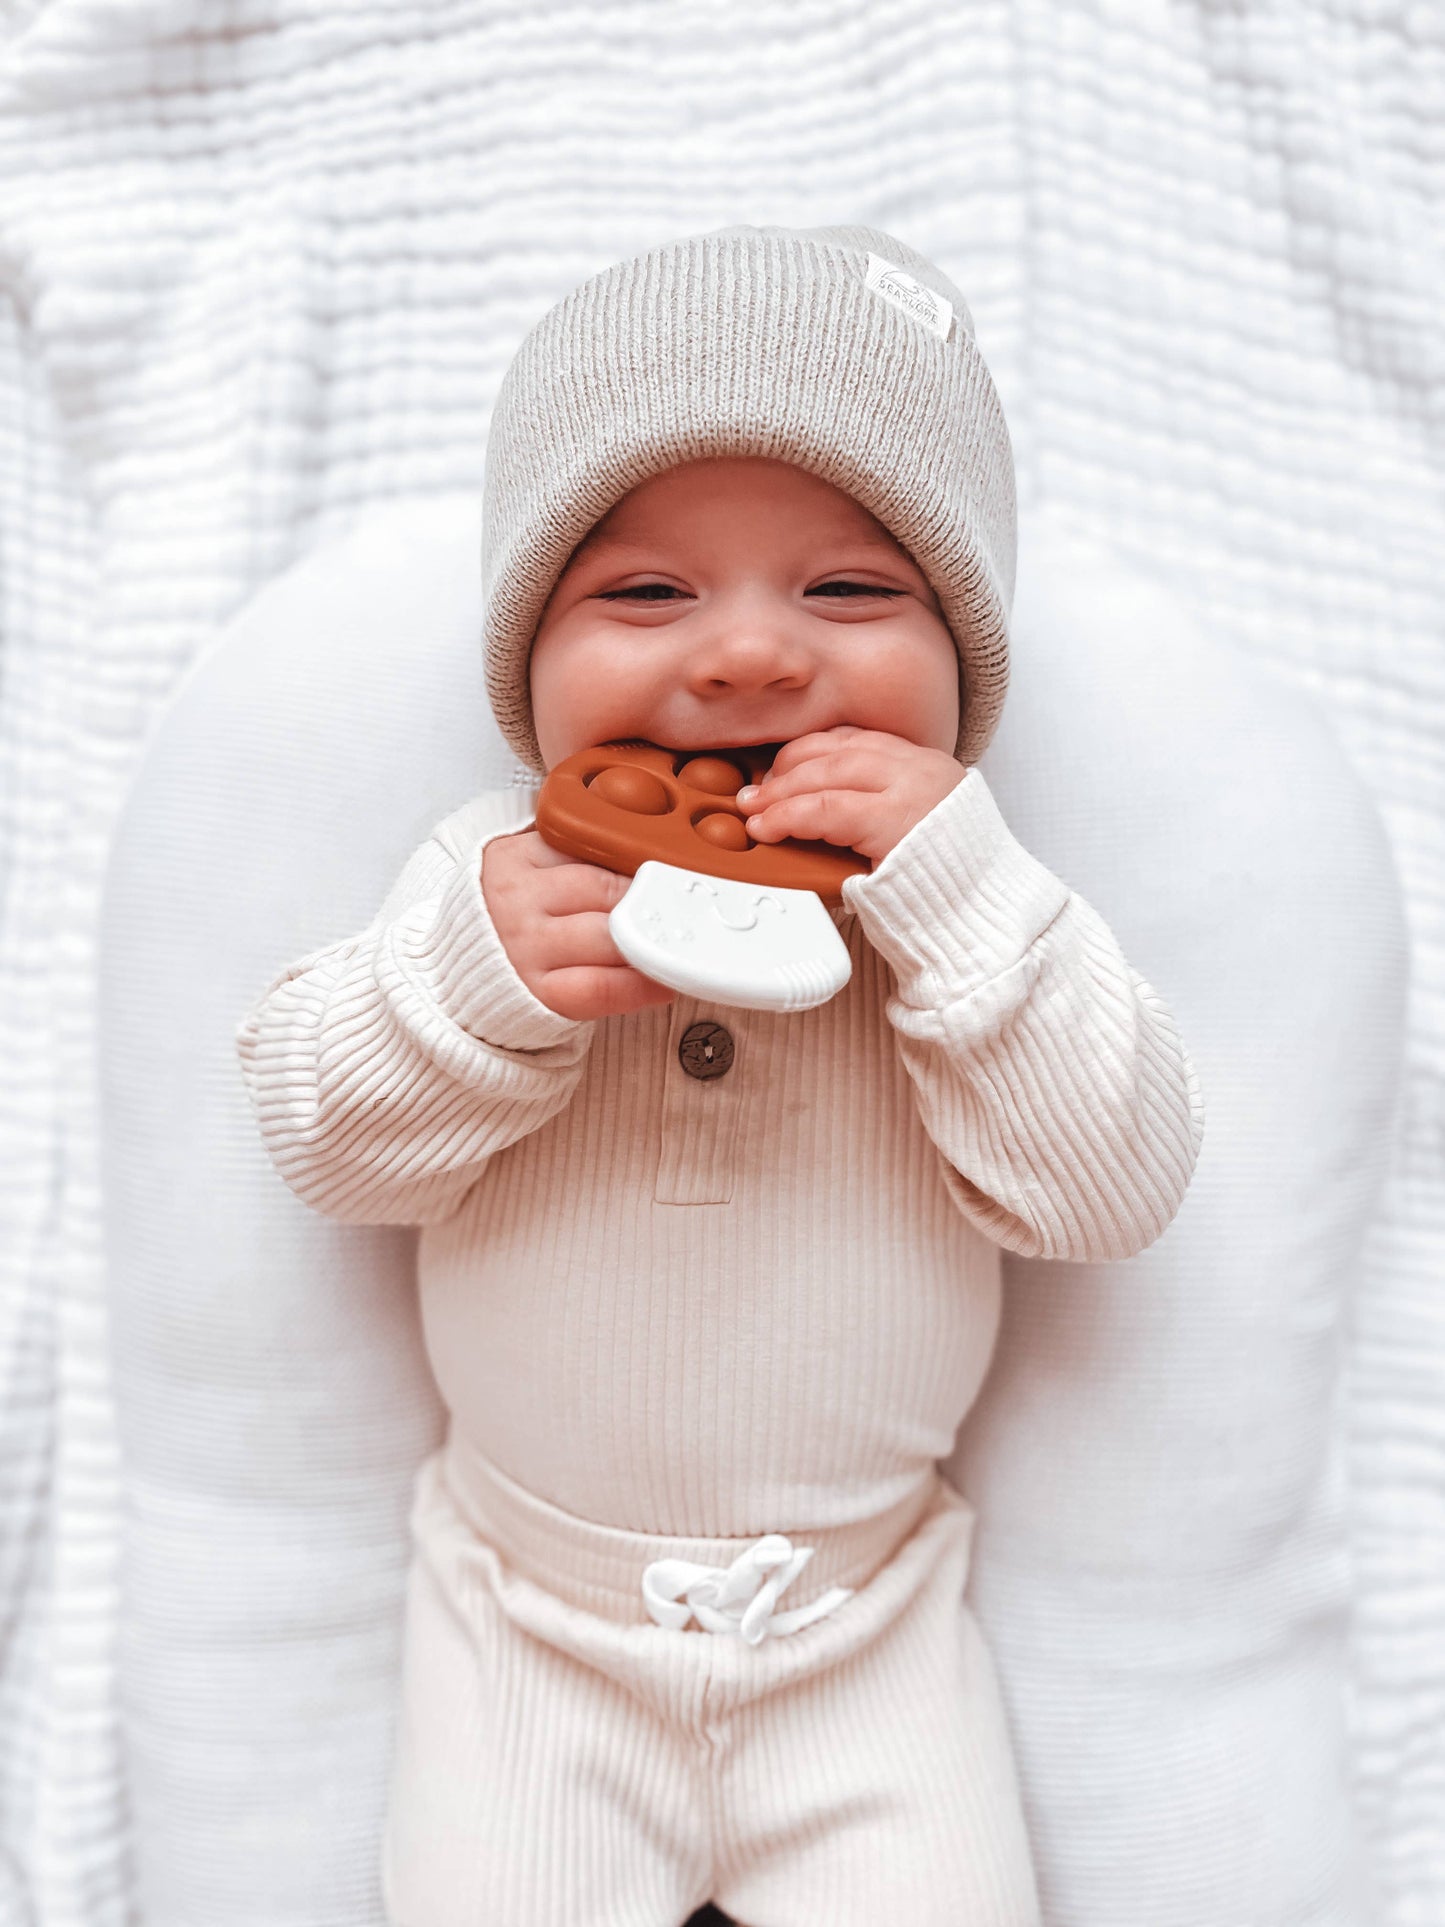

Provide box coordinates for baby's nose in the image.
[686,622,811,691]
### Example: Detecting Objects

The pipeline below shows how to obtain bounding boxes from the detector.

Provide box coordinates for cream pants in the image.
[381,1437,1042,1926]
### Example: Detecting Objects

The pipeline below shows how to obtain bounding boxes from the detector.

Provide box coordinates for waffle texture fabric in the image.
[4,5,1438,1921]
[480,223,1014,777]
[237,768,1203,1908]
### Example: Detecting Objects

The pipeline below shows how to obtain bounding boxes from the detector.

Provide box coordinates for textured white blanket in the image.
[0,3,1440,1922]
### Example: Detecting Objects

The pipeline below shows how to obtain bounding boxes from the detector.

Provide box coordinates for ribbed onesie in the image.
[237,763,1204,1926]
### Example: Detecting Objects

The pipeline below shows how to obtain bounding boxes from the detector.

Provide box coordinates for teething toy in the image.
[534,743,867,1012]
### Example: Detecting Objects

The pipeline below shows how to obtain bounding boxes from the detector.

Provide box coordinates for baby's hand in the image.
[481,831,676,1021]
[737,726,964,862]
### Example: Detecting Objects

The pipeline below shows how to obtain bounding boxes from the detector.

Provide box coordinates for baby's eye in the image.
[807,581,906,599]
[596,583,686,602]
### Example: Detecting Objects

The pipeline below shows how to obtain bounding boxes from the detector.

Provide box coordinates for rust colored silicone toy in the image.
[534,742,870,907]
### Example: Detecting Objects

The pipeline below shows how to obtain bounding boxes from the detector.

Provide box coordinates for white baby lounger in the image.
[99,496,1407,1926]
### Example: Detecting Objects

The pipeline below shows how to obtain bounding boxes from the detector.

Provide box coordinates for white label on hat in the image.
[864,253,953,342]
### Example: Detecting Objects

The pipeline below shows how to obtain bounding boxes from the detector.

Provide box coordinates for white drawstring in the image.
[641,1534,853,1646]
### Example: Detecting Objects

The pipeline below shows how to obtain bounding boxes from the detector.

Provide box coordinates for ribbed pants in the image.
[381,1436,1043,1926]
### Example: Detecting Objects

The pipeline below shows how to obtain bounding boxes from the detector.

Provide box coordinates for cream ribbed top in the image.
[236,767,1204,1539]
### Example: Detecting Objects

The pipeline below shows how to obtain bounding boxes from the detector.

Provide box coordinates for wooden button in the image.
[678,1020,734,1081]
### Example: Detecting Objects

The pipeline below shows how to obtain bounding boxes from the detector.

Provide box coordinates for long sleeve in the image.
[841,767,1205,1263]
[235,788,593,1226]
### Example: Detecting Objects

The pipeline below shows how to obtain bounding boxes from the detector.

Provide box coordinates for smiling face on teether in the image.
[526,456,960,772]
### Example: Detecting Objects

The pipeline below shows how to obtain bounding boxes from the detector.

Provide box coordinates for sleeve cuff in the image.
[841,765,1073,1008]
[413,799,593,1053]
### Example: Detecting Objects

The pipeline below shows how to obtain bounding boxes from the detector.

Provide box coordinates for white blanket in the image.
[1,4,1440,1921]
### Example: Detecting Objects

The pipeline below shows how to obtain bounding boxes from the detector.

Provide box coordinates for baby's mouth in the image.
[652,735,788,761]
[699,736,785,761]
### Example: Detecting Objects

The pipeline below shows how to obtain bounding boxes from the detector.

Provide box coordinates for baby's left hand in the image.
[737,726,965,863]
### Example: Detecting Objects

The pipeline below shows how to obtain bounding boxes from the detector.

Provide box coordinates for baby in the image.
[237,224,1204,1927]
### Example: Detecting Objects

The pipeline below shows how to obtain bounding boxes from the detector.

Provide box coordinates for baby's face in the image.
[528,457,959,769]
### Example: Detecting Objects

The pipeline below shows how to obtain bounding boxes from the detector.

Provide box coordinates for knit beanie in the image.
[481,222,1015,776]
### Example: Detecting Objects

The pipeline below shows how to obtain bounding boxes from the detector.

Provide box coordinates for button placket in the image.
[654,1003,747,1205]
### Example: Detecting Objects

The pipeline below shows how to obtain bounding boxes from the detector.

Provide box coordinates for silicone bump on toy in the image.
[534,742,867,906]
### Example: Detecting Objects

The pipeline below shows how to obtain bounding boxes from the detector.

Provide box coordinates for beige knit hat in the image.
[481,222,1015,775]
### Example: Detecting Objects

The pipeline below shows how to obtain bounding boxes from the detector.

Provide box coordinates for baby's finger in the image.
[741,747,890,809]
[533,860,633,917]
[744,787,878,851]
[536,964,675,1021]
[505,830,578,868]
[534,909,632,970]
[764,726,870,781]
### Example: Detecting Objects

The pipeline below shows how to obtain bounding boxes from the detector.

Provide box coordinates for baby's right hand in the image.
[480,830,676,1021]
